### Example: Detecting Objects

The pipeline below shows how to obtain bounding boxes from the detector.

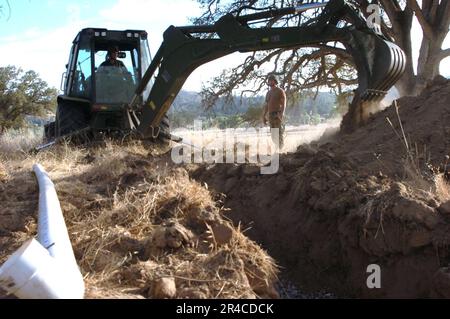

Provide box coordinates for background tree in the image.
[194,0,450,107]
[356,0,450,95]
[0,66,57,133]
[0,0,11,21]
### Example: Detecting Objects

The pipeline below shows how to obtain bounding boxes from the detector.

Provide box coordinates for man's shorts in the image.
[269,112,285,148]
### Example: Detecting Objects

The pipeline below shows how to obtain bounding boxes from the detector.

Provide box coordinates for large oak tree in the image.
[194,0,450,107]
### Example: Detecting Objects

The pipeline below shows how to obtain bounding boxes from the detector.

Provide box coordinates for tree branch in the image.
[379,0,402,31]
[440,48,450,61]
[308,44,353,64]
[407,0,435,39]
[437,0,450,33]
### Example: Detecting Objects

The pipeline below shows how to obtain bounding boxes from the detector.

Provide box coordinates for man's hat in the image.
[267,74,278,84]
[108,45,120,54]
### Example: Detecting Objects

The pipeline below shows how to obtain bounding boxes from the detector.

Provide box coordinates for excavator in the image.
[42,0,405,148]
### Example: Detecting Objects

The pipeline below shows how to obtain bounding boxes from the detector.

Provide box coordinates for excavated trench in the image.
[189,77,450,298]
[190,158,351,298]
[190,147,449,298]
[190,160,343,298]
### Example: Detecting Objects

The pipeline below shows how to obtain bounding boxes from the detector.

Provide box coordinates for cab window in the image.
[70,39,92,98]
[94,48,139,104]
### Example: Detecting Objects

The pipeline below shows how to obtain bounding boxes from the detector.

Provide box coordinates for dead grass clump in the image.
[88,154,132,182]
[0,128,42,158]
[1,140,279,299]
[231,228,279,298]
[0,160,8,183]
[385,101,450,205]
[8,142,276,299]
[435,174,450,202]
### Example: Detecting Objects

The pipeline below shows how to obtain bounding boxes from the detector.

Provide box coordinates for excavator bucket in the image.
[341,29,406,132]
[364,40,406,100]
[347,31,406,102]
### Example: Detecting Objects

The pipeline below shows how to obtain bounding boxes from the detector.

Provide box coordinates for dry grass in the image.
[174,120,340,156]
[386,101,450,201]
[0,128,42,158]
[0,140,278,299]
[435,174,450,202]
[0,159,8,183]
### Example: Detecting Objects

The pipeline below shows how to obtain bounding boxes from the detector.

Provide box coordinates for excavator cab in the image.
[45,28,156,139]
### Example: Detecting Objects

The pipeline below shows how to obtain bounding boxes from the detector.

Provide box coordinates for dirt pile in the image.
[329,76,450,178]
[0,142,278,299]
[192,78,450,298]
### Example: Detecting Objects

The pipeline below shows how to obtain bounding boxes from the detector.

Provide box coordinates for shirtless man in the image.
[262,74,286,149]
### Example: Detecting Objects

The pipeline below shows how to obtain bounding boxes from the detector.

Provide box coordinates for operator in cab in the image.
[100,45,126,68]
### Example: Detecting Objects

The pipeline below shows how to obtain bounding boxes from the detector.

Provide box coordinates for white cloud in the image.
[9,0,447,94]
[66,4,81,24]
[96,0,245,91]
[0,0,249,92]
[0,21,88,91]
[0,0,208,91]
[0,2,96,91]
[98,0,202,53]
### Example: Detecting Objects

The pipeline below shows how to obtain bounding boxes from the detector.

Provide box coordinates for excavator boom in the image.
[131,0,405,137]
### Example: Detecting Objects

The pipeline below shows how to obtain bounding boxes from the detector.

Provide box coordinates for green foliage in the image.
[213,114,245,129]
[169,89,342,129]
[169,109,198,128]
[332,91,353,117]
[242,105,263,125]
[0,65,57,133]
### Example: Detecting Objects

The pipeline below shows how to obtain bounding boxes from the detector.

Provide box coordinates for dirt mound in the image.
[326,76,450,178]
[192,78,450,298]
[0,142,278,299]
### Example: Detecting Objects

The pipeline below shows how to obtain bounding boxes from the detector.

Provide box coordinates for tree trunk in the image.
[396,32,447,96]
[389,1,450,97]
[390,8,419,97]
[416,38,442,91]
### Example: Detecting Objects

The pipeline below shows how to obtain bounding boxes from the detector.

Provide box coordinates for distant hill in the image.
[25,90,339,129]
[169,91,336,115]
[169,90,339,128]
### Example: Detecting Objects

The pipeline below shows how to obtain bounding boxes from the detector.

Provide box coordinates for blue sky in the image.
[0,0,449,93]
[0,1,105,33]
[0,0,242,91]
